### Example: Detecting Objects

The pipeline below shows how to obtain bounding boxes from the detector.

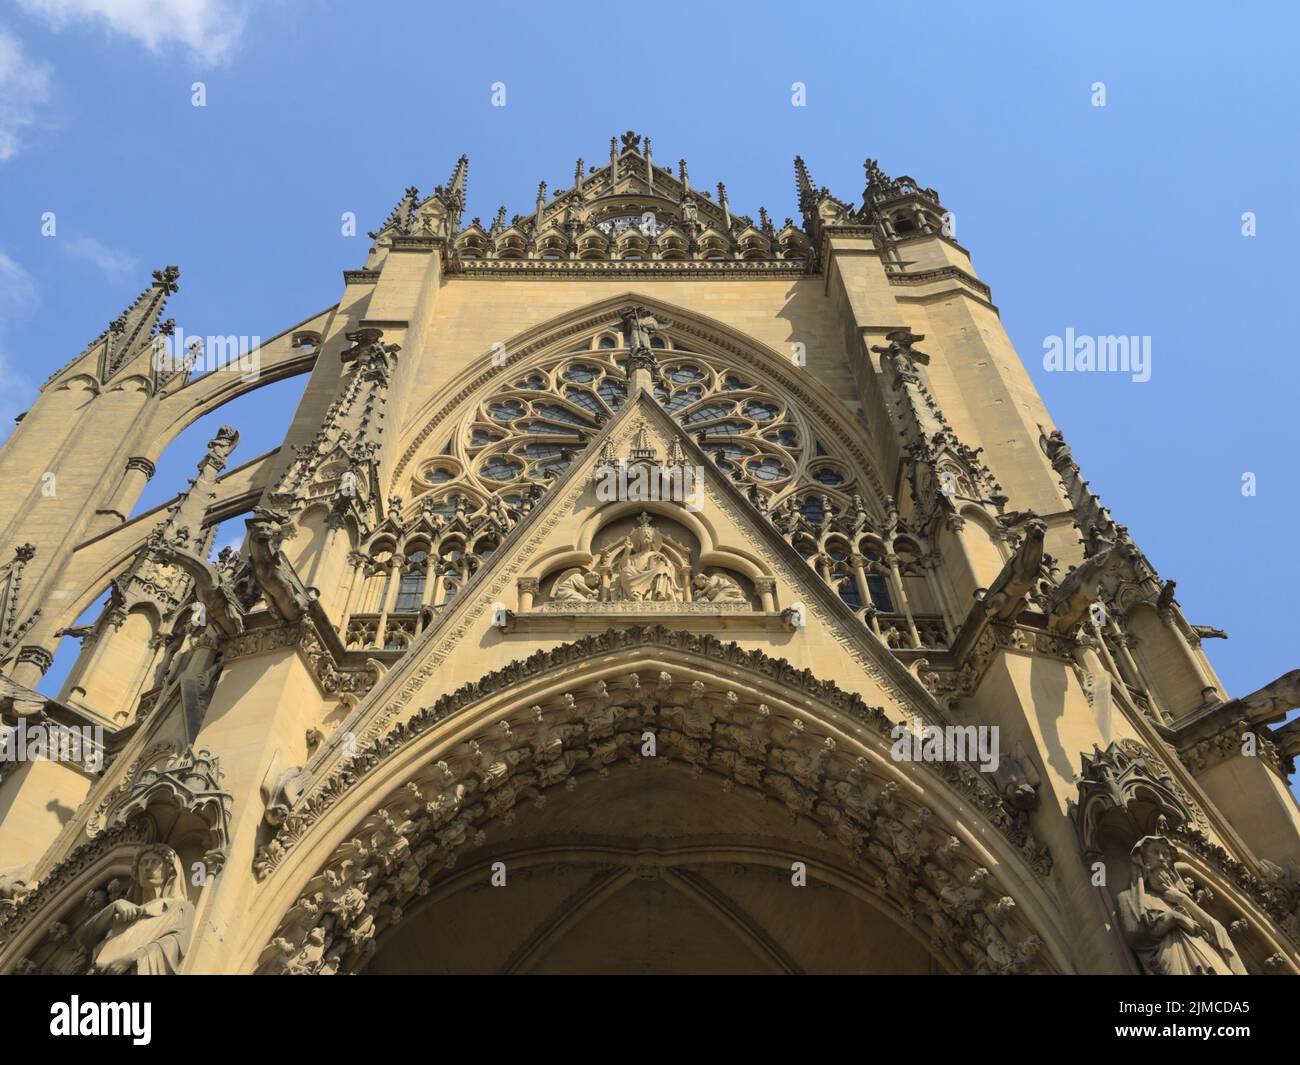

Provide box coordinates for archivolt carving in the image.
[255,668,1051,973]
[252,629,1056,974]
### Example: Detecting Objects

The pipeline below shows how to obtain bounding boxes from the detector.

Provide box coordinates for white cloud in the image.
[0,250,39,435]
[0,27,53,162]
[18,0,246,64]
[63,234,137,276]
[0,251,38,308]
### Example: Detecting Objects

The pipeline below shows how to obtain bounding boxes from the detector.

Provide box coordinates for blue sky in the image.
[1,1,1296,757]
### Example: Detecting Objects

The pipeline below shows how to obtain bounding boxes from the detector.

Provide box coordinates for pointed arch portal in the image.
[250,628,1069,976]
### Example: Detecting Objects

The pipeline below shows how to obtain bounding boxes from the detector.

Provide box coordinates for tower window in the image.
[395,553,428,611]
[867,573,894,612]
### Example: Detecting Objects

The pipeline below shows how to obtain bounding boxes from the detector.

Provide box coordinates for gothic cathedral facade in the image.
[2,134,1298,975]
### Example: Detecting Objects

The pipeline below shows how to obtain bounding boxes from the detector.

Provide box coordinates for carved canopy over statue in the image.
[76,844,194,975]
[1116,831,1246,975]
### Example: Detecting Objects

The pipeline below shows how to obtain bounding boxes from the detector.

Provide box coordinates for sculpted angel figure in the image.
[77,844,195,975]
[551,567,601,601]
[1116,833,1246,975]
[692,571,748,604]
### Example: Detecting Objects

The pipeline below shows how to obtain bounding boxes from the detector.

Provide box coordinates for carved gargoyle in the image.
[261,756,311,827]
[991,747,1041,812]
[1045,543,1134,635]
[979,519,1046,622]
[1217,669,1300,728]
[152,543,245,638]
[246,507,312,623]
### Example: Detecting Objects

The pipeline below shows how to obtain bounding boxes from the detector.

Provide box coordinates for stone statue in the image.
[607,517,681,602]
[76,844,195,975]
[552,568,601,601]
[1116,833,1246,975]
[692,572,748,604]
[621,307,671,352]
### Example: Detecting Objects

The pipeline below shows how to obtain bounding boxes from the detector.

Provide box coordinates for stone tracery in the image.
[363,318,952,652]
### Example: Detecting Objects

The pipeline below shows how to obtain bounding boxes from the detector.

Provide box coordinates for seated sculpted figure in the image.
[77,844,195,975]
[1116,832,1246,975]
[551,568,601,601]
[692,572,749,604]
[610,523,680,602]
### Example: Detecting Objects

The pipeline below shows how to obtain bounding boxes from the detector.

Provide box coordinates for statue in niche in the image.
[621,307,672,352]
[77,844,195,975]
[1116,831,1246,975]
[605,514,683,602]
[552,568,601,601]
[692,571,748,604]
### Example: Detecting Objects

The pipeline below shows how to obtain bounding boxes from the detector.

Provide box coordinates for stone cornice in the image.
[389,235,443,253]
[888,265,991,300]
[219,603,395,699]
[447,258,815,280]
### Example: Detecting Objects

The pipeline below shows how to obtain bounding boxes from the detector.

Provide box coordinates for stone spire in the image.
[155,426,240,552]
[0,544,38,661]
[370,185,420,239]
[45,266,181,388]
[794,155,816,208]
[534,181,547,233]
[1038,425,1157,582]
[871,330,1005,529]
[109,426,240,630]
[269,329,399,532]
[441,155,468,217]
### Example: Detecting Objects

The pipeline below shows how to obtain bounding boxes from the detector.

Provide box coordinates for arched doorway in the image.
[364,766,946,974]
[251,631,1067,975]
